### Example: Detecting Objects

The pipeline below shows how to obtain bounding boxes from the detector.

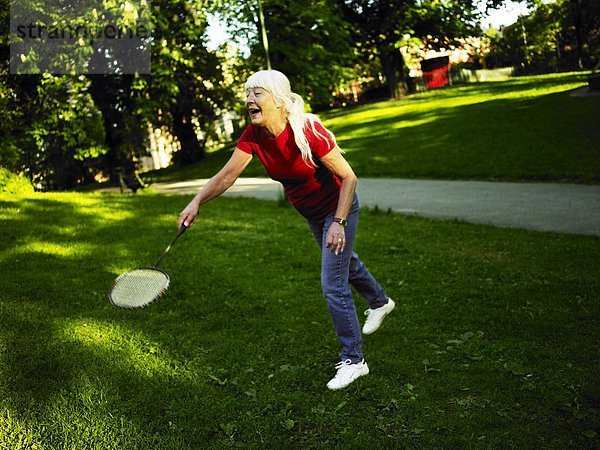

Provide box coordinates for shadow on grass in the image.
[0,194,333,446]
[0,195,213,444]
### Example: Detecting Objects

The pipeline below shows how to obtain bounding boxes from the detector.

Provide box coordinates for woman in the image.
[178,70,395,390]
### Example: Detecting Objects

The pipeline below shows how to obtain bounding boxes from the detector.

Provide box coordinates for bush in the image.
[0,168,34,194]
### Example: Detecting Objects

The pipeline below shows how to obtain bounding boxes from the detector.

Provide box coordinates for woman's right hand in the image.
[178,198,200,229]
[175,149,252,230]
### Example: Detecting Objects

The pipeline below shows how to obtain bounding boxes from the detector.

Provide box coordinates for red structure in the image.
[421,56,450,89]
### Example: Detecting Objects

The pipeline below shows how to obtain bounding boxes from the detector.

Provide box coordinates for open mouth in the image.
[248,107,261,118]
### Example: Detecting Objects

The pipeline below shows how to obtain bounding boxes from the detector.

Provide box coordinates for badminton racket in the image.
[109,225,187,309]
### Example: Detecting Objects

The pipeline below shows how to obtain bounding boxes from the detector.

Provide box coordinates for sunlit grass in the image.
[62,319,186,378]
[18,241,93,257]
[324,72,598,181]
[1,192,599,448]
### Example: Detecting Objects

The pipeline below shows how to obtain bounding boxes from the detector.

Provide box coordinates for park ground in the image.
[1,72,599,448]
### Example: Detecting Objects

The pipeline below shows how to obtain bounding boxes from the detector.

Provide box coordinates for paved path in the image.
[150,178,600,236]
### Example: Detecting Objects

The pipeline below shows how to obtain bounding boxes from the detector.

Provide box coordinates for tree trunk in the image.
[87,75,135,178]
[171,103,205,166]
[379,43,408,99]
[571,0,586,69]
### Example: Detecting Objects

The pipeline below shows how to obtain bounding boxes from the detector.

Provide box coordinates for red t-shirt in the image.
[237,121,341,221]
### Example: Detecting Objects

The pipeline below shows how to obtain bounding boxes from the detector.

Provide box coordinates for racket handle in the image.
[153,225,188,268]
[177,224,188,236]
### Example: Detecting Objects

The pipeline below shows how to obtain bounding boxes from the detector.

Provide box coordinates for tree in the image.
[87,74,139,176]
[213,0,356,108]
[0,0,27,172]
[336,0,506,99]
[3,0,148,187]
[111,0,234,168]
[1,0,233,189]
[492,0,599,73]
[566,0,599,69]
[0,73,107,190]
[1,0,110,190]
[29,75,107,189]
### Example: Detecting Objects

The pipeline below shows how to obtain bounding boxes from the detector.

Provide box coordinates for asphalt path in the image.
[150,177,600,236]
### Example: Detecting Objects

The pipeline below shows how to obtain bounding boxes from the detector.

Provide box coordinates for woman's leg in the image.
[348,254,388,309]
[307,196,363,363]
[307,199,387,309]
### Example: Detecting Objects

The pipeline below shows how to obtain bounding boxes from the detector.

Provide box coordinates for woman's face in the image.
[246,87,282,128]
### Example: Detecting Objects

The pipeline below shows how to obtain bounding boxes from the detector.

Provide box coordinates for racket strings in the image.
[110,268,170,309]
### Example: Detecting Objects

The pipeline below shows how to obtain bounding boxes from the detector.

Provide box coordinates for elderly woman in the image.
[178,70,394,390]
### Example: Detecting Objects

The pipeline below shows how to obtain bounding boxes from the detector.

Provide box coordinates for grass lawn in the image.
[1,192,599,448]
[145,72,600,185]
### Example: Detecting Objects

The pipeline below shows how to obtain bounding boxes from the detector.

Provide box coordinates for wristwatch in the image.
[333,217,348,227]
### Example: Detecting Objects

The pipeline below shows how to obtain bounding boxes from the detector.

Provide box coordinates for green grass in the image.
[145,72,600,184]
[1,192,599,448]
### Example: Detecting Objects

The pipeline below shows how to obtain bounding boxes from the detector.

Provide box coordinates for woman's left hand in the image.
[325,222,346,255]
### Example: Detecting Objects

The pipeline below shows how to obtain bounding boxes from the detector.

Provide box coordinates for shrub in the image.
[0,167,34,194]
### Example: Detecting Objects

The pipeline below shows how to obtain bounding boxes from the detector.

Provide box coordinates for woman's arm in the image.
[319,147,358,255]
[178,148,253,228]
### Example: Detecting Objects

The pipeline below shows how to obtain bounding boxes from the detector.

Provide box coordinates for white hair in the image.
[244,70,337,168]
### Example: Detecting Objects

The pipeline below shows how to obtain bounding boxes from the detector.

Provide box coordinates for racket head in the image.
[109,267,170,309]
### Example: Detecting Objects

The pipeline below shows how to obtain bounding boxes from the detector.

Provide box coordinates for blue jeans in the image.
[307,195,388,363]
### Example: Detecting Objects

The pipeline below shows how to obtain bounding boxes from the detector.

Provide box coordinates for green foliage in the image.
[2,0,596,190]
[337,0,505,98]
[24,74,108,190]
[491,0,600,73]
[0,192,598,447]
[0,75,22,171]
[0,168,34,194]
[213,0,356,107]
[0,72,108,190]
[257,0,356,107]
[136,0,231,165]
[2,0,230,188]
[8,0,151,74]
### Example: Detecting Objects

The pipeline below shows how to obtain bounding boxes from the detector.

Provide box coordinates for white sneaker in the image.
[327,359,369,390]
[362,298,395,335]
